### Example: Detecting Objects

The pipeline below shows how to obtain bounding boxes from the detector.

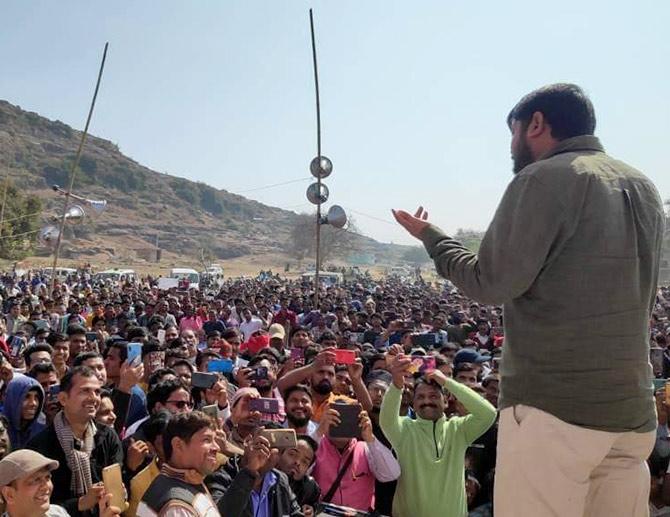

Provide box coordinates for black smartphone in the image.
[192,372,218,389]
[85,332,98,342]
[251,367,269,381]
[411,334,438,348]
[329,403,362,439]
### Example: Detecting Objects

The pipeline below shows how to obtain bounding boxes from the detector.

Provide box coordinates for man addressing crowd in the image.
[394,83,665,517]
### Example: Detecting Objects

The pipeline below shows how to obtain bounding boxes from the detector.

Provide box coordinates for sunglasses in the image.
[166,400,194,410]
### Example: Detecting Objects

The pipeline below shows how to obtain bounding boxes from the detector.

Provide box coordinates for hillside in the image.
[0,99,411,271]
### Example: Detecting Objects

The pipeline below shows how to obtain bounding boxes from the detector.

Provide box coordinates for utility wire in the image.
[234,177,310,194]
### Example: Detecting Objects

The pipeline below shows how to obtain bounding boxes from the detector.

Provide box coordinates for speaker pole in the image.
[50,43,109,293]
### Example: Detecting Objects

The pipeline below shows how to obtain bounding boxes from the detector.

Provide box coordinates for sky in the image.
[0,1,668,245]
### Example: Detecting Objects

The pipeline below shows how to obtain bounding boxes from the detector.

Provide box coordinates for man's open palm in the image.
[392,206,430,240]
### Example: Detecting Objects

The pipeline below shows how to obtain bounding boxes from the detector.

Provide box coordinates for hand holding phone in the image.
[102,464,126,511]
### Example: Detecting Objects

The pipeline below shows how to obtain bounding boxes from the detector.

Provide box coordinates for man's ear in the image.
[57,390,68,407]
[1,485,15,505]
[526,111,548,138]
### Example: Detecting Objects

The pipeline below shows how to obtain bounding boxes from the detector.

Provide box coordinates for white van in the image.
[169,268,200,290]
[93,269,137,284]
[46,267,78,281]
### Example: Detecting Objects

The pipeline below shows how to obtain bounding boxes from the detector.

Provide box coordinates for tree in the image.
[0,181,43,260]
[285,212,362,265]
[401,245,430,264]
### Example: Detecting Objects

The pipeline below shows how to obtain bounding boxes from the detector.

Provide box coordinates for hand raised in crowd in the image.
[359,410,375,444]
[389,354,413,389]
[387,344,404,358]
[118,360,144,393]
[316,406,341,438]
[78,482,107,512]
[99,493,122,516]
[392,206,430,240]
[243,434,273,474]
[425,369,449,388]
[211,378,229,408]
[235,367,254,388]
[126,438,151,472]
[312,348,336,370]
[346,359,364,382]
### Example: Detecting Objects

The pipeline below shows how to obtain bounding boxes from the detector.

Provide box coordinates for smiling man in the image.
[380,355,495,517]
[27,366,123,516]
[138,411,220,516]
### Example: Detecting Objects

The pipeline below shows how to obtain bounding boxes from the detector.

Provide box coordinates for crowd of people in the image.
[0,267,665,516]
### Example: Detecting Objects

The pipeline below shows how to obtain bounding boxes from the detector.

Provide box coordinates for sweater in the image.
[421,135,664,433]
[379,380,496,517]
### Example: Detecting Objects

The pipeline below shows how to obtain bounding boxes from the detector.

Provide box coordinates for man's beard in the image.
[313,380,333,395]
[287,412,311,428]
[512,133,534,174]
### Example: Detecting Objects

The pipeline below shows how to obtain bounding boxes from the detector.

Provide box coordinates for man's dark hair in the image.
[317,331,337,344]
[103,340,128,362]
[222,328,241,342]
[28,361,57,378]
[507,83,596,140]
[67,324,87,337]
[73,351,103,367]
[147,379,187,413]
[284,384,312,402]
[296,435,319,465]
[144,410,172,444]
[196,350,221,369]
[126,326,147,341]
[148,368,177,391]
[45,332,68,347]
[61,365,98,393]
[171,359,195,372]
[141,340,163,358]
[22,343,54,366]
[163,411,215,462]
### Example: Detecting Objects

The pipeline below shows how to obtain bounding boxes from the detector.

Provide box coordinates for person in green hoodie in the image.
[380,353,496,517]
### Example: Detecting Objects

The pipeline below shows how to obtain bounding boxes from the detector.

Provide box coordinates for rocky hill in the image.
[0,99,410,269]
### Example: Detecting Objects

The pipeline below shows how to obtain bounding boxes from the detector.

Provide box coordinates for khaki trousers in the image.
[494,405,655,517]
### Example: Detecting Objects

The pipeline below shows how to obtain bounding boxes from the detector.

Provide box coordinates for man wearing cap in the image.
[268,324,289,363]
[0,450,120,517]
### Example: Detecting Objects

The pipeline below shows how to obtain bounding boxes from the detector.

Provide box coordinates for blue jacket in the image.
[2,374,46,449]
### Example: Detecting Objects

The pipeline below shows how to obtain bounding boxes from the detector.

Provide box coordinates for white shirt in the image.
[239,317,263,341]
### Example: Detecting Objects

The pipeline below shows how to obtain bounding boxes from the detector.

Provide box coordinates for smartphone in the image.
[259,428,297,449]
[192,372,218,389]
[332,349,355,365]
[329,403,362,439]
[207,359,234,374]
[665,381,670,407]
[85,332,97,342]
[48,385,61,400]
[290,348,304,361]
[409,356,436,374]
[411,334,438,348]
[102,464,125,510]
[249,397,280,414]
[127,342,143,367]
[251,367,269,381]
[10,336,24,357]
[157,329,166,345]
[201,404,219,420]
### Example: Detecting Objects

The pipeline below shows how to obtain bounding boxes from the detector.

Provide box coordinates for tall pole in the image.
[50,43,109,293]
[0,176,9,239]
[309,9,322,308]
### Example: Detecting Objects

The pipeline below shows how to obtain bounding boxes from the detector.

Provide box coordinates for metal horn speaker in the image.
[321,205,347,228]
[38,225,61,247]
[64,205,85,225]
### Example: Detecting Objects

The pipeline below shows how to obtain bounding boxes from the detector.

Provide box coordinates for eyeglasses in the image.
[166,400,194,410]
